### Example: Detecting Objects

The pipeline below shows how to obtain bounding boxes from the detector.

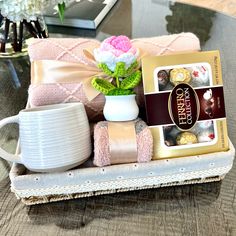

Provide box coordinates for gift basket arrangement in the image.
[0,33,235,205]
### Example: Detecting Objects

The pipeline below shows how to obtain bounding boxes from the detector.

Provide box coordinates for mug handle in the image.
[0,115,22,163]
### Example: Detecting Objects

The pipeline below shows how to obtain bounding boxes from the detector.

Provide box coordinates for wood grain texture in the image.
[0,1,236,235]
[0,175,236,236]
[0,57,30,182]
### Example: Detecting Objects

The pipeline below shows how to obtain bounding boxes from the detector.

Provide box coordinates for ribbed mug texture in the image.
[18,103,91,171]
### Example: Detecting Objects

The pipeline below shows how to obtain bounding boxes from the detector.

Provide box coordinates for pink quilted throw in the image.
[28,33,200,121]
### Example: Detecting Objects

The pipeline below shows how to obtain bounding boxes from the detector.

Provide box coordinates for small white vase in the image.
[103,95,139,121]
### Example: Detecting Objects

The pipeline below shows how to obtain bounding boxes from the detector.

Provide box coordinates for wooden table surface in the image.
[0,1,236,235]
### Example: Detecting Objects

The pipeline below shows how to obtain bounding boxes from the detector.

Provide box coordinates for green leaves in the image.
[91,77,135,96]
[126,61,138,75]
[107,89,134,96]
[98,61,139,78]
[120,70,141,90]
[91,60,142,96]
[58,2,66,23]
[91,77,115,95]
[98,63,113,76]
[113,62,126,77]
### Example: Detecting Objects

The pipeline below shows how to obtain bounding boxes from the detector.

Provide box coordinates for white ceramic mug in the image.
[0,103,91,172]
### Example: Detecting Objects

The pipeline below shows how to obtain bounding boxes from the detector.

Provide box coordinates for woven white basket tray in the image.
[9,140,235,205]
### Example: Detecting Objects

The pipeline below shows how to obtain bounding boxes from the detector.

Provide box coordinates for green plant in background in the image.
[58,2,66,22]
[0,0,71,53]
[92,61,141,96]
[166,2,215,45]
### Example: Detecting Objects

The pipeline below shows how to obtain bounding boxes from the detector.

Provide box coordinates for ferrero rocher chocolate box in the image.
[142,50,229,159]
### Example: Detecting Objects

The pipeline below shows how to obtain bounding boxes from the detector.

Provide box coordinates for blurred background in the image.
[176,0,236,16]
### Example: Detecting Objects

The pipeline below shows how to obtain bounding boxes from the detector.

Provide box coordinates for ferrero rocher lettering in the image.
[141,50,229,159]
[176,87,192,125]
[170,68,191,86]
[176,132,198,145]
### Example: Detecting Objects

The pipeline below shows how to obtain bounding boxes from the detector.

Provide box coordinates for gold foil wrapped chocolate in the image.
[176,132,198,145]
[170,68,191,86]
[142,51,229,159]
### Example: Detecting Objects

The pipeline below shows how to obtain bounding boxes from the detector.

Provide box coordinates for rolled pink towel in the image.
[28,33,200,121]
[94,119,153,167]
[28,33,200,62]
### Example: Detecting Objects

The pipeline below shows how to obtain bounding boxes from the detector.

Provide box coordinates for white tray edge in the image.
[10,140,235,201]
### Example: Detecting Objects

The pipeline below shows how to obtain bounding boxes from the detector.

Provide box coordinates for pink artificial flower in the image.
[100,35,137,56]
[94,35,139,71]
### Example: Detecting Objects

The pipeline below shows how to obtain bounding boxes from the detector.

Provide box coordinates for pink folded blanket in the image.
[93,119,153,167]
[28,33,200,121]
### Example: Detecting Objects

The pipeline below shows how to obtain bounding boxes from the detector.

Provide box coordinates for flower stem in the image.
[116,76,120,88]
[0,17,48,53]
[33,20,42,38]
[23,20,38,38]
[18,22,23,51]
[12,22,18,52]
[34,20,47,38]
[1,18,10,52]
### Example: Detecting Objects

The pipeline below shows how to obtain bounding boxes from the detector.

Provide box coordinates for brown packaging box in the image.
[142,50,229,159]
